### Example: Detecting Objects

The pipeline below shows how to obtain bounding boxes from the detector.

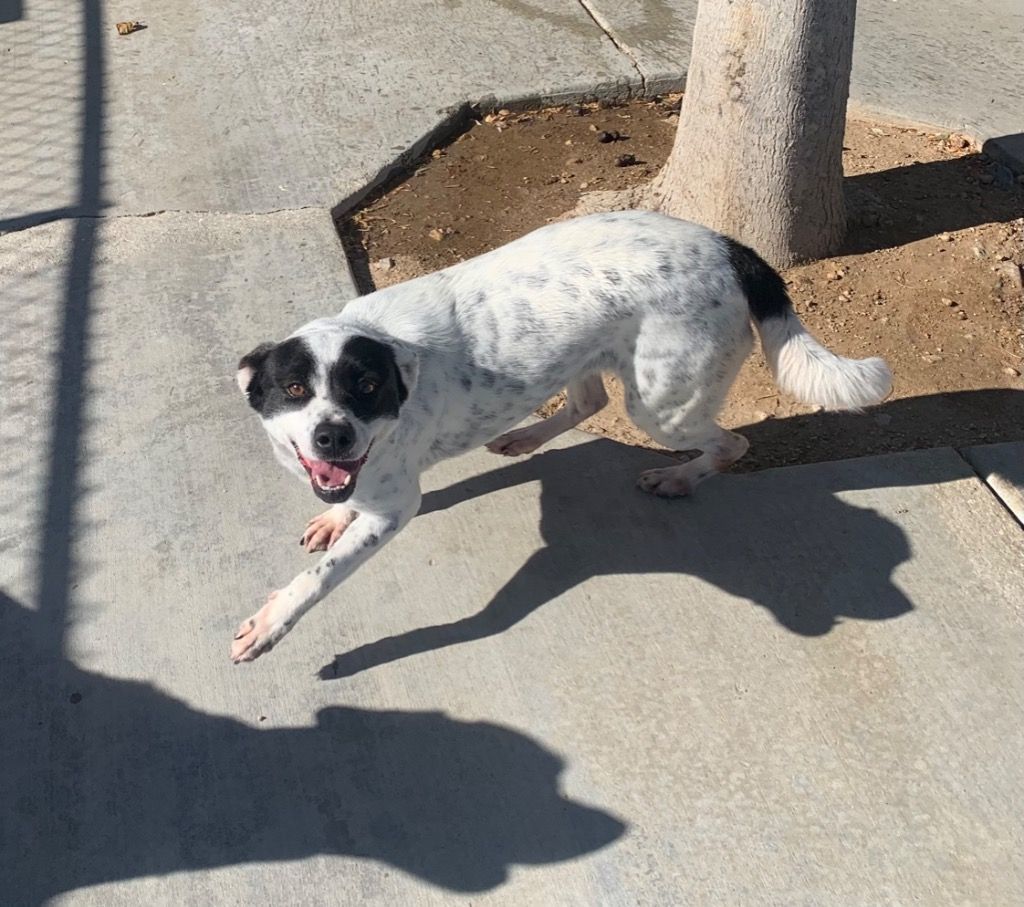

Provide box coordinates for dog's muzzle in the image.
[292,441,371,503]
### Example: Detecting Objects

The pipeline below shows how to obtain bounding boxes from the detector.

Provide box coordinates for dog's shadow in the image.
[319,421,972,679]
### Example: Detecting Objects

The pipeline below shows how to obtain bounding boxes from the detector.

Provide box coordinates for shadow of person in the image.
[0,591,624,905]
[322,422,940,679]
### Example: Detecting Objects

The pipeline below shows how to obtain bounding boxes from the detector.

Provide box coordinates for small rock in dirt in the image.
[597,130,620,144]
[941,297,956,306]
[939,232,953,242]
[957,310,969,320]
[115,20,143,35]
[588,124,598,132]
[921,353,942,363]
[428,227,452,242]
[998,261,1024,290]
[374,257,395,272]
[752,410,771,422]
[431,148,444,159]
[615,153,638,167]
[569,105,586,117]
[1004,366,1021,377]
[579,182,589,190]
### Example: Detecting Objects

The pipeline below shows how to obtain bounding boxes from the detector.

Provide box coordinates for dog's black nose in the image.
[313,421,355,460]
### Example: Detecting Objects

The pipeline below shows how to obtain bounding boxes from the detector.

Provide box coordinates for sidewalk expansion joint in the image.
[576,0,648,94]
[955,446,1024,530]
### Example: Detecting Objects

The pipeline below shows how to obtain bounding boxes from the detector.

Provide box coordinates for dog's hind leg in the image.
[636,425,748,497]
[624,315,751,497]
[486,373,608,457]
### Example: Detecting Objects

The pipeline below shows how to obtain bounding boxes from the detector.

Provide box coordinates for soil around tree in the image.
[344,96,1024,471]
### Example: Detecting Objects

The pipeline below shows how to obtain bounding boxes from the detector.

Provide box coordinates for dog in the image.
[231,210,891,662]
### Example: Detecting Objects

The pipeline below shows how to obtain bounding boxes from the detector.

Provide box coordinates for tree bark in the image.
[651,0,857,267]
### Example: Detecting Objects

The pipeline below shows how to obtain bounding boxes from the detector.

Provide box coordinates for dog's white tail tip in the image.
[757,314,893,411]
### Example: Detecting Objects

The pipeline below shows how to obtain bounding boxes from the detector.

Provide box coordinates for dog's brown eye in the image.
[286,383,308,398]
[358,378,378,395]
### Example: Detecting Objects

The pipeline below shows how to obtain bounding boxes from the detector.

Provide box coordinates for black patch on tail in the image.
[723,237,792,323]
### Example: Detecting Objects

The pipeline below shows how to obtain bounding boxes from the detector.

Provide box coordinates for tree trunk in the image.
[651,0,857,267]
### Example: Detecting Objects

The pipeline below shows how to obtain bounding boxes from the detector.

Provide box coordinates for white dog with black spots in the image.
[232,210,891,662]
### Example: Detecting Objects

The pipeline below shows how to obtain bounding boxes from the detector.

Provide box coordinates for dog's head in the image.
[236,327,416,503]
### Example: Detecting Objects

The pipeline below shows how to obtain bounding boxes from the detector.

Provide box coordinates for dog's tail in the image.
[725,237,892,411]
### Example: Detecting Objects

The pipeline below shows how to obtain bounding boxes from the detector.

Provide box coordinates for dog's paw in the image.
[300,507,357,553]
[486,429,544,457]
[637,467,694,498]
[231,592,290,663]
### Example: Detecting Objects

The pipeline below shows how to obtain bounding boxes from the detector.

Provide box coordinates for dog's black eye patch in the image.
[331,336,407,422]
[241,337,316,415]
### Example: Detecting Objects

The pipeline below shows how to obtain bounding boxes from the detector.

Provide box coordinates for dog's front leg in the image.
[230,492,419,663]
[301,504,358,553]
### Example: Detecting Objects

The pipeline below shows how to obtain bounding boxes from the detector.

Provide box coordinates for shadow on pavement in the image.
[324,389,1023,679]
[735,388,1024,471]
[0,0,23,24]
[1,588,624,903]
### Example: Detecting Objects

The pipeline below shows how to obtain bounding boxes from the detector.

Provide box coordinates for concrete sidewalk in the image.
[2,0,1023,904]
[2,213,1023,905]
[2,0,1021,228]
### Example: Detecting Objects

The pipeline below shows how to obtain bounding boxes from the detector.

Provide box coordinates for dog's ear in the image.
[236,342,275,399]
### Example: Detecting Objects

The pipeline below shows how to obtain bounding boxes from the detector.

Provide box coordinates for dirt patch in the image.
[346,97,1024,470]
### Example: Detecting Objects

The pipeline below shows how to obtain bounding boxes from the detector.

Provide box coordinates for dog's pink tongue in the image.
[309,460,351,487]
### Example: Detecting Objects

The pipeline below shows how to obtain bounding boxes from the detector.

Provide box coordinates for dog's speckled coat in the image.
[232,211,891,661]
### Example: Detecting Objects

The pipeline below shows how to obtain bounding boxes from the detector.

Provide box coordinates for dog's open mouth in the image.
[292,441,370,503]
